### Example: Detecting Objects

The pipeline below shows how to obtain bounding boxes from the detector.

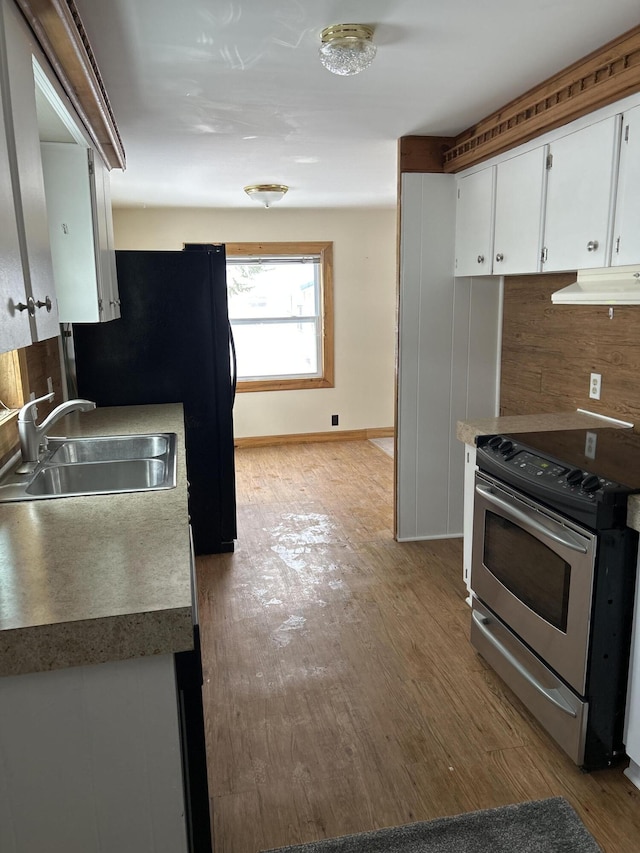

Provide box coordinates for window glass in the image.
[225,243,333,392]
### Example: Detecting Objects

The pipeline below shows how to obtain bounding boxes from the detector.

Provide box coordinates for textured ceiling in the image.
[72,0,640,209]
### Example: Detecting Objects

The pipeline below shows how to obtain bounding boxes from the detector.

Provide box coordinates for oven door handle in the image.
[472,610,578,718]
[475,483,589,554]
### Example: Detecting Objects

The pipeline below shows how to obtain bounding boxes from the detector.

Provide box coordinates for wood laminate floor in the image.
[197,440,640,853]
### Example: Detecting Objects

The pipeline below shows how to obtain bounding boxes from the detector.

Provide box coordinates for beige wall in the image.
[112,207,396,438]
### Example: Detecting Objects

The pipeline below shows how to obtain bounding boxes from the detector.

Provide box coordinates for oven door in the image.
[472,471,597,695]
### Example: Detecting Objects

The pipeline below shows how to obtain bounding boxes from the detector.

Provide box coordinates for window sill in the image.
[237,377,334,393]
[0,409,18,427]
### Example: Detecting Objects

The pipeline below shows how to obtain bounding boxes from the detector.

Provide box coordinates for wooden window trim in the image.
[226,242,334,393]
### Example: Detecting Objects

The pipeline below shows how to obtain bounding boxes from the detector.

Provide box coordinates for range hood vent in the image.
[551,264,640,305]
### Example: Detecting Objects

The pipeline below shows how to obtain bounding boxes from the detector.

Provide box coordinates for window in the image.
[225,242,334,392]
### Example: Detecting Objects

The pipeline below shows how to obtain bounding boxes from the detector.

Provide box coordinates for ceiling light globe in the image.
[244,184,288,208]
[319,24,377,76]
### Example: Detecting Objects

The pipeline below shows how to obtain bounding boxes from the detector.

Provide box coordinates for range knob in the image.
[566,468,583,486]
[581,474,601,493]
[487,436,503,450]
[499,439,514,455]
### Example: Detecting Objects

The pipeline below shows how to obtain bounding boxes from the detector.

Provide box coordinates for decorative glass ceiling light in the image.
[319,24,376,76]
[244,184,289,208]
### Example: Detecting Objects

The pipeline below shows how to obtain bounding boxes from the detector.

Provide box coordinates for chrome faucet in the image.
[17,393,96,472]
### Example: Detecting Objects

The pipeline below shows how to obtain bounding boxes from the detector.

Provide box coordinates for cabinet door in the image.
[493,147,547,275]
[454,167,495,276]
[0,9,33,353]
[612,105,640,266]
[543,116,620,271]
[2,0,59,341]
[41,142,102,323]
[89,151,120,320]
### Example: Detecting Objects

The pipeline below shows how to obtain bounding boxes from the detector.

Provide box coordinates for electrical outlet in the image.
[331,414,338,426]
[589,372,601,400]
[47,376,54,394]
[585,431,597,460]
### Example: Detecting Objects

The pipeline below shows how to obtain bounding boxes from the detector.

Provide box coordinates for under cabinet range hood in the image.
[551,264,640,305]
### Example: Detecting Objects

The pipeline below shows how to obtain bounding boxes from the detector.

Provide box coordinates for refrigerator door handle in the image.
[229,321,237,406]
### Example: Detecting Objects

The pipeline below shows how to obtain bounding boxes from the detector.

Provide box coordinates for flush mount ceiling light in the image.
[319,23,377,76]
[244,184,289,208]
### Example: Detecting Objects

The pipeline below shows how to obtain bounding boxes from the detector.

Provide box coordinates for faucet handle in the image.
[18,392,55,423]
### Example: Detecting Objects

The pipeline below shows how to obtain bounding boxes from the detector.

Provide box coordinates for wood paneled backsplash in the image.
[501,273,640,426]
[0,338,63,468]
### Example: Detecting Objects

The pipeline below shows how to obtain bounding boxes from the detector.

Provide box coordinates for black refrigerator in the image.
[72,246,237,555]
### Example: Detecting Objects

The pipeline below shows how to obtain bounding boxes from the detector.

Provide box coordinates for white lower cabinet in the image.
[624,546,640,791]
[462,443,476,595]
[0,654,188,853]
[543,115,620,271]
[41,142,120,323]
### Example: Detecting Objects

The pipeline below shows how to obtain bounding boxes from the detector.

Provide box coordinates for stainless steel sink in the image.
[0,433,177,502]
[26,459,169,496]
[48,434,171,463]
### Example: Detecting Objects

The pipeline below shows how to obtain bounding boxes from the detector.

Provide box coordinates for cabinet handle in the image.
[477,255,485,264]
[495,253,504,262]
[36,296,52,313]
[16,296,36,317]
[587,240,599,252]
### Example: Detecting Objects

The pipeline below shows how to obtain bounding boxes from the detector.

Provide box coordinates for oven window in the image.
[483,512,571,632]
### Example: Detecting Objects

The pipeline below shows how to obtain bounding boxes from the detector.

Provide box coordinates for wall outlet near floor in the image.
[331,414,339,426]
[589,372,601,400]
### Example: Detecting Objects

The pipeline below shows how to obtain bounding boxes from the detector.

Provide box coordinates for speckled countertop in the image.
[456,410,630,445]
[0,403,193,677]
[457,410,640,534]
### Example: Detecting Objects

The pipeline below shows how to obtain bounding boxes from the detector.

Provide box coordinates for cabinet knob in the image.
[587,240,599,252]
[477,255,485,264]
[36,296,53,313]
[16,296,36,317]
[495,253,504,263]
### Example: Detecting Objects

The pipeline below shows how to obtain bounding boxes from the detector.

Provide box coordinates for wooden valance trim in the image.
[15,0,125,170]
[443,23,640,173]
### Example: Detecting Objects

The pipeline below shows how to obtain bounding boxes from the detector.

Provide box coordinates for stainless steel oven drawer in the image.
[471,597,587,766]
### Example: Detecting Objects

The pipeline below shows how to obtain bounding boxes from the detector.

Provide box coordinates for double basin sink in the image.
[0,433,177,502]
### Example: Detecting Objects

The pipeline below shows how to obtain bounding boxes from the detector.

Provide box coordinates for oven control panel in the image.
[476,434,629,528]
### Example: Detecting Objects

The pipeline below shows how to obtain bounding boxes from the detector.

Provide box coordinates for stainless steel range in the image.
[471,428,640,770]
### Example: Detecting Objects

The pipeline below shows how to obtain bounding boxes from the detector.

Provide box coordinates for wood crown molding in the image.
[15,0,125,170]
[398,136,455,173]
[400,24,640,175]
[443,23,640,172]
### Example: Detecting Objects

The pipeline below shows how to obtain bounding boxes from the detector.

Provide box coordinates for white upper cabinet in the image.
[612,104,640,267]
[455,167,495,276]
[543,116,621,272]
[41,143,120,323]
[493,146,547,275]
[0,0,61,355]
[0,76,30,353]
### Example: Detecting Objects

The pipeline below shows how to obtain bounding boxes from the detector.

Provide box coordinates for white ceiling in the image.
[72,0,640,209]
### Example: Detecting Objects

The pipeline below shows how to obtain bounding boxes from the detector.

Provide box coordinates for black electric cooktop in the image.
[476,427,640,529]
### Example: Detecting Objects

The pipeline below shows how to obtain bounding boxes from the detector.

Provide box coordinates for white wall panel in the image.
[398,173,456,540]
[398,174,502,541]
